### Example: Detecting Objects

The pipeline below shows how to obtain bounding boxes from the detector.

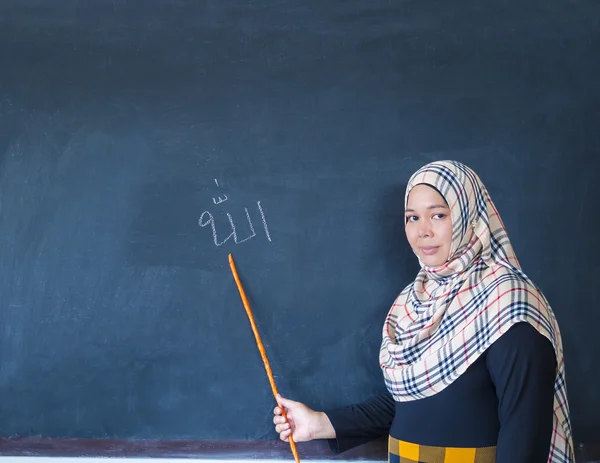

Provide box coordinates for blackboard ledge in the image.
[0,437,387,460]
[1,438,598,462]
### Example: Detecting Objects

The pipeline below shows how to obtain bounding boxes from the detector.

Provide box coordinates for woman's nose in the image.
[418,221,432,238]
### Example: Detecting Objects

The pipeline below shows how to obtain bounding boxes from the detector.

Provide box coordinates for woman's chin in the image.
[420,255,447,268]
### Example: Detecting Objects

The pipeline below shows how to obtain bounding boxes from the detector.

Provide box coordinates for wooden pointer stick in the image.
[228,254,300,463]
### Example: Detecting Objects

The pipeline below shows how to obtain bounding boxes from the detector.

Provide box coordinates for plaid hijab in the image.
[379,161,573,463]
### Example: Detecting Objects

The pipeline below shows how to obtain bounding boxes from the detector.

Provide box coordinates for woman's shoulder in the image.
[489,322,555,359]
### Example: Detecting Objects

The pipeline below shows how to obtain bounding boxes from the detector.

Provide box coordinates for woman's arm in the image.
[486,322,557,463]
[273,392,394,454]
[324,392,395,454]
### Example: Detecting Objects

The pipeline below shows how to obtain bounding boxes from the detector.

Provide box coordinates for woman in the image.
[273,161,573,463]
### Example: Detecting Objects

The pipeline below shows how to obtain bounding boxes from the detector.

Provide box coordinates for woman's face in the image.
[405,184,453,267]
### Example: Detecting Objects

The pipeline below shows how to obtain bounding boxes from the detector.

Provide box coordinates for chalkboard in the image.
[0,0,599,450]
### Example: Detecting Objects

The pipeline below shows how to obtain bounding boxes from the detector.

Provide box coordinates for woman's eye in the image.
[406,216,418,223]
[433,213,446,220]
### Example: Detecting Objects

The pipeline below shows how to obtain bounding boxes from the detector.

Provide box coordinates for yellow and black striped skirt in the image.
[388,436,496,463]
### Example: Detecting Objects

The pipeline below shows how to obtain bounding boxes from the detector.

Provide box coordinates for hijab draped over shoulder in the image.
[379,160,573,463]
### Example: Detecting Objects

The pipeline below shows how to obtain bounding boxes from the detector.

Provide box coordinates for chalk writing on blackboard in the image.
[257,201,272,242]
[198,202,272,247]
[212,179,229,205]
[199,179,272,247]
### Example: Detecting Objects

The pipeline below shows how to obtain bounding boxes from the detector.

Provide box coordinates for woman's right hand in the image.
[273,394,336,442]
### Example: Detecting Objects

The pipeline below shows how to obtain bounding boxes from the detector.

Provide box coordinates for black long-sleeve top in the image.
[325,323,557,463]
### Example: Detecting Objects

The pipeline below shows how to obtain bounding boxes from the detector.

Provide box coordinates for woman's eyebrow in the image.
[405,204,449,213]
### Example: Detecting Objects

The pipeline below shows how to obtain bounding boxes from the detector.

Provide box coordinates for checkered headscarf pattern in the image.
[379,161,573,462]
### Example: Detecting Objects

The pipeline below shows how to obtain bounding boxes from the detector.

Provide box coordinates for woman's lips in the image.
[420,246,440,256]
